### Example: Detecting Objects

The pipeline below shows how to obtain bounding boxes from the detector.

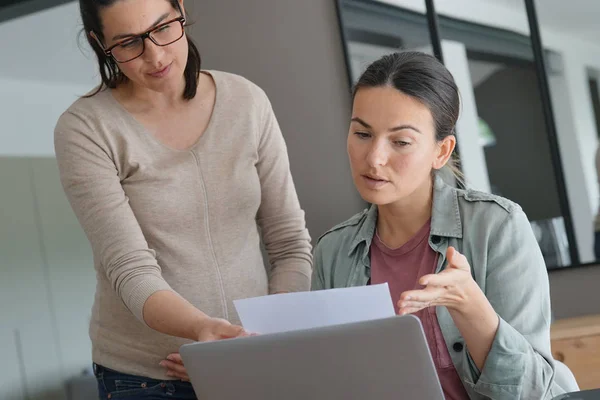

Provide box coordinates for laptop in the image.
[180,314,445,400]
[552,390,600,400]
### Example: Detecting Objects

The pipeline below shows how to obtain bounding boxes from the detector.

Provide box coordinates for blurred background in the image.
[1,0,599,398]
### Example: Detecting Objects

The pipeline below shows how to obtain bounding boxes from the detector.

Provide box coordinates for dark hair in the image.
[79,0,201,100]
[353,51,462,181]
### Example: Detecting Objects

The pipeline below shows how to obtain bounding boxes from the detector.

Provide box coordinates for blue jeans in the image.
[94,363,197,399]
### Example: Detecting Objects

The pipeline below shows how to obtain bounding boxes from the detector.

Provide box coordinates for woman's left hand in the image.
[160,353,189,381]
[398,246,477,315]
[160,331,260,381]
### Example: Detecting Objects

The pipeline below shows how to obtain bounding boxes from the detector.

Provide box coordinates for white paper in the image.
[233,283,395,335]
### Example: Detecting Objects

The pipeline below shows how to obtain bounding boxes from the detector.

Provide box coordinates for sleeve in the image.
[465,207,565,399]
[254,90,313,294]
[54,111,173,324]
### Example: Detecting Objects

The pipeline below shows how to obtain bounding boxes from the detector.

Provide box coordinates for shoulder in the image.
[55,88,111,132]
[452,186,531,240]
[456,186,522,219]
[435,177,525,232]
[54,88,119,155]
[315,208,369,250]
[207,70,269,104]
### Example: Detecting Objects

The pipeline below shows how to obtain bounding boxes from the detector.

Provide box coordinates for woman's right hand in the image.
[196,317,247,342]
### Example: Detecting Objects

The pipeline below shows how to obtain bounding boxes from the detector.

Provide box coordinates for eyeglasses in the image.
[94,16,186,63]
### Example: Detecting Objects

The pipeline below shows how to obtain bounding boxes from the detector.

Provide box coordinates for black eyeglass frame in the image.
[92,4,186,63]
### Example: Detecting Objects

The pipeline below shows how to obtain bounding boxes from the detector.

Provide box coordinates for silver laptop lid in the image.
[180,315,444,400]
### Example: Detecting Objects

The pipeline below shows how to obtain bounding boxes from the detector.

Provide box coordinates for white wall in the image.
[0,78,92,156]
[0,2,97,399]
[381,0,600,263]
[0,159,96,400]
[0,2,97,156]
[31,159,97,381]
[0,158,61,400]
[0,158,97,400]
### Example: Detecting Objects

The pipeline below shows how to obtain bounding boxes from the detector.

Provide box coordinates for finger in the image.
[418,272,450,287]
[398,306,424,316]
[427,272,466,287]
[446,247,470,271]
[400,286,446,303]
[419,270,461,287]
[160,360,188,376]
[160,361,189,381]
[166,353,184,365]
[399,297,436,310]
[237,330,258,338]
[399,300,431,310]
[446,246,457,263]
[220,323,245,338]
[166,370,190,381]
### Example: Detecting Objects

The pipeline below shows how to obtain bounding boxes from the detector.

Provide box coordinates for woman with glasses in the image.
[54,0,312,398]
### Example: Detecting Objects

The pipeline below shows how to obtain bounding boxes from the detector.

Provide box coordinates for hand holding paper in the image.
[162,285,394,379]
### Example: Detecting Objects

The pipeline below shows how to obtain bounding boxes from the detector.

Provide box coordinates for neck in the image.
[120,74,188,111]
[376,177,434,248]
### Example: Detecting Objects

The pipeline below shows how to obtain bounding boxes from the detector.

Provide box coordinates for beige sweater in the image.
[54,71,312,379]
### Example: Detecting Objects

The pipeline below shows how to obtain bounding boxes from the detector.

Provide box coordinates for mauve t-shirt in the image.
[370,219,468,400]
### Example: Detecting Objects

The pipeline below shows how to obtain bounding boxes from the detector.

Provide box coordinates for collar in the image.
[348,175,463,258]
